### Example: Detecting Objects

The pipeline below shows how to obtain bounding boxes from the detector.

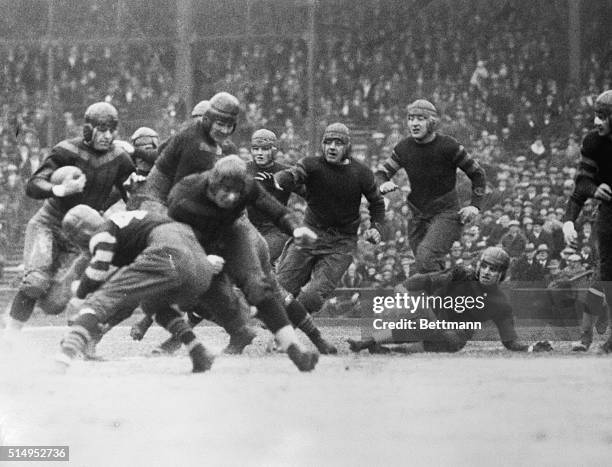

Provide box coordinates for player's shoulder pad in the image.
[54,137,82,157]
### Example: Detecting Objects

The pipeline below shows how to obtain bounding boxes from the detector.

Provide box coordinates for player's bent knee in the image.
[243,276,275,305]
[297,289,324,314]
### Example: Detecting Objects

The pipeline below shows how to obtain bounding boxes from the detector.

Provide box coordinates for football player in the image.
[377,100,486,273]
[2,103,134,332]
[348,247,552,354]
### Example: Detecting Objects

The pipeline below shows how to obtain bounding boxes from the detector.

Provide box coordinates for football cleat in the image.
[151,335,182,356]
[287,344,319,372]
[130,314,154,341]
[311,334,337,355]
[190,344,215,373]
[223,325,257,355]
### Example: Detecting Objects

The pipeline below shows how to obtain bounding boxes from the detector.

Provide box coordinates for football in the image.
[50,165,85,185]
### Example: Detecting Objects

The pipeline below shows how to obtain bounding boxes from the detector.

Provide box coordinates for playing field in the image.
[1,324,612,467]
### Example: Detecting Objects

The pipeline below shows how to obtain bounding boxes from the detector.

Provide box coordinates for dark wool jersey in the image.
[406,266,518,342]
[167,172,299,247]
[246,160,292,231]
[76,210,173,298]
[26,137,134,215]
[154,120,223,189]
[378,134,486,212]
[275,156,386,235]
[564,130,612,222]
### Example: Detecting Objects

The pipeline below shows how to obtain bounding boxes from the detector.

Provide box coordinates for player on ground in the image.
[377,100,486,273]
[274,123,386,325]
[348,247,552,354]
[56,205,221,372]
[2,102,134,332]
[167,155,320,370]
[562,90,612,353]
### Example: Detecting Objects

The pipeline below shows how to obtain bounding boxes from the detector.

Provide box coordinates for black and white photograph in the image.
[1,0,611,465]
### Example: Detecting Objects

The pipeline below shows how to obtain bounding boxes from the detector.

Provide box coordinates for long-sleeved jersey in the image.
[274,156,385,235]
[144,121,222,204]
[564,130,612,222]
[377,134,486,212]
[405,266,519,344]
[26,137,134,215]
[246,160,293,231]
[76,210,173,298]
[167,172,299,246]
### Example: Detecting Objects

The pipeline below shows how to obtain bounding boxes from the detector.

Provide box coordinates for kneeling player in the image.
[348,247,552,354]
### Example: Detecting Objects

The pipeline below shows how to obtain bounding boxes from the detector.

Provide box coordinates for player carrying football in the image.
[2,102,134,332]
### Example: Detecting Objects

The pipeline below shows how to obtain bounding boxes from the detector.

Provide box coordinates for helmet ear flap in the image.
[83,123,94,143]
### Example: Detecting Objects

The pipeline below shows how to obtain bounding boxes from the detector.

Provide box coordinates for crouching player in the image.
[56,205,223,372]
[166,155,321,370]
[348,247,553,354]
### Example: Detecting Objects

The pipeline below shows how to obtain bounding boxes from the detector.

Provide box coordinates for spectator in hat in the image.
[527,218,552,250]
[501,219,528,259]
[554,179,575,210]
[535,243,550,269]
[459,250,475,271]
[522,216,534,236]
[510,242,546,284]
[522,200,535,218]
[537,185,558,206]
[480,210,495,238]
[449,240,463,267]
[487,213,511,246]
[523,184,538,203]
[515,183,528,201]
